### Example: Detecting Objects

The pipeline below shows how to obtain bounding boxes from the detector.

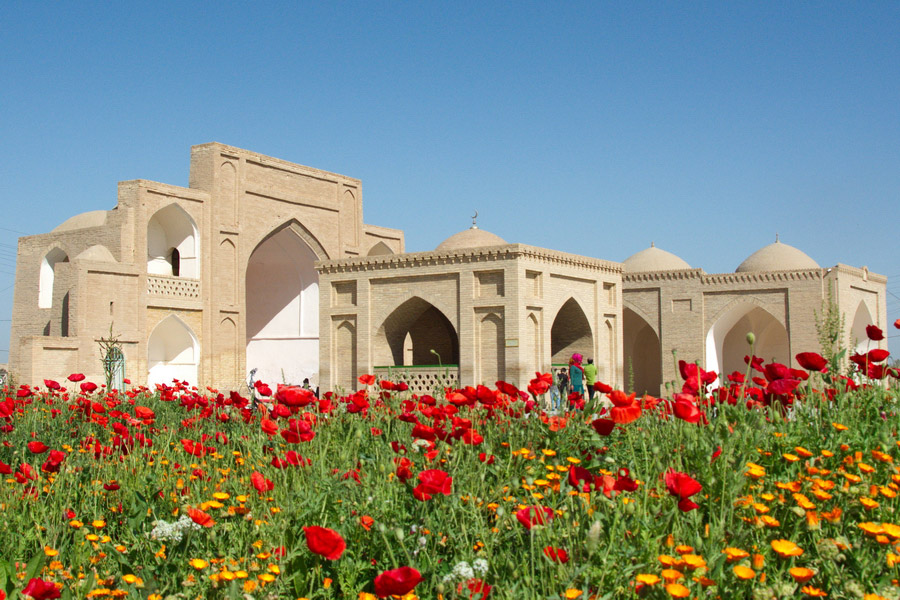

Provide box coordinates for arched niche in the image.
[550,298,593,364]
[39,248,69,309]
[850,301,876,354]
[623,307,661,395]
[147,204,199,278]
[368,241,394,256]
[245,224,320,386]
[706,302,788,378]
[479,311,505,384]
[375,297,459,366]
[147,315,199,387]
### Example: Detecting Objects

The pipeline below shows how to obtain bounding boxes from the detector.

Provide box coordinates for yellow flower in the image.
[213,492,230,500]
[92,519,106,529]
[566,457,581,464]
[783,453,800,463]
[189,558,209,570]
[860,497,880,510]
[832,422,849,431]
[122,574,143,585]
[44,546,59,557]
[771,539,803,558]
[563,590,583,599]
[69,520,84,528]
[358,594,378,600]
[733,565,756,580]
[258,573,275,583]
[661,569,684,583]
[635,574,660,586]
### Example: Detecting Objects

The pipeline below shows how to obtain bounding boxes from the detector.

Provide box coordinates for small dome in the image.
[75,245,116,263]
[435,227,507,252]
[623,243,691,273]
[736,239,819,272]
[52,210,108,233]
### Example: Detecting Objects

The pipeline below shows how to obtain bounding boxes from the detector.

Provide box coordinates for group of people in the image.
[549,353,598,412]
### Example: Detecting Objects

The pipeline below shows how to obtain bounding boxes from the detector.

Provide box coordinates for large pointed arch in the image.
[706,301,789,377]
[147,203,199,278]
[39,247,69,309]
[849,301,875,354]
[147,315,199,387]
[550,297,594,364]
[374,297,459,367]
[246,221,323,386]
[623,307,661,395]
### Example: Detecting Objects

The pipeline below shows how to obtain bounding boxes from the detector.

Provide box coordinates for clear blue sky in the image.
[1,2,898,360]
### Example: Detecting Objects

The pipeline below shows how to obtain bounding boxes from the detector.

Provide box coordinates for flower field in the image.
[1,325,899,600]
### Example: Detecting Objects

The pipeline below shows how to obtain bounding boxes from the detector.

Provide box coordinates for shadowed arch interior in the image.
[376,297,459,366]
[623,307,661,395]
[550,298,593,364]
[706,303,789,378]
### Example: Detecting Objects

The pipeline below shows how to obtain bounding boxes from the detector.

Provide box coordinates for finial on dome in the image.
[775,233,780,243]
[651,241,655,248]
[471,210,479,230]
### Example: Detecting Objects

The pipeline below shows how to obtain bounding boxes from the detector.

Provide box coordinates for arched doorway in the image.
[147,204,199,278]
[623,307,661,395]
[706,303,789,377]
[550,298,593,365]
[39,247,69,309]
[246,225,321,387]
[375,297,459,367]
[148,315,199,387]
[849,301,875,354]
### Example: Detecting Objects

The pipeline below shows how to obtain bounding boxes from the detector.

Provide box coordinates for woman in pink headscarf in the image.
[568,353,585,405]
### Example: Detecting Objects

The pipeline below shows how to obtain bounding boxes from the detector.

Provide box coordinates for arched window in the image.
[147,204,198,278]
[148,315,199,387]
[39,248,68,308]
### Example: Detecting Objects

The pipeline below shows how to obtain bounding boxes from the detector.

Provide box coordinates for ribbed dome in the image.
[52,210,108,232]
[623,243,691,273]
[736,240,819,272]
[435,227,507,252]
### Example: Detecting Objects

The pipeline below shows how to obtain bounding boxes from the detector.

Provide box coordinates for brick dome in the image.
[736,240,819,272]
[435,227,507,252]
[623,243,691,273]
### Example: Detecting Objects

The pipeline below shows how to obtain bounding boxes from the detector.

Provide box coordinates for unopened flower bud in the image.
[746,332,756,345]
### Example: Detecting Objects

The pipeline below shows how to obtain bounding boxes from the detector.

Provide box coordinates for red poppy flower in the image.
[895,318,900,329]
[27,441,49,454]
[459,578,492,599]
[67,373,85,382]
[866,324,884,341]
[591,418,616,436]
[665,470,702,512]
[496,380,520,398]
[767,378,801,396]
[868,348,890,363]
[543,546,570,563]
[134,406,155,420]
[358,374,375,386]
[303,526,346,560]
[187,507,215,528]
[373,566,422,598]
[80,382,98,394]
[673,398,702,424]
[607,390,641,424]
[478,452,495,464]
[22,578,61,600]
[796,352,828,372]
[593,381,613,394]
[43,380,61,391]
[516,505,554,529]
[254,380,272,397]
[251,471,274,495]
[413,469,453,501]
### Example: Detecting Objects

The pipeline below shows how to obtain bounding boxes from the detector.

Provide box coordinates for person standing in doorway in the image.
[556,367,569,411]
[583,358,598,404]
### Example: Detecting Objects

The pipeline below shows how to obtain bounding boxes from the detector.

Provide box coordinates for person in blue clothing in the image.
[569,353,585,409]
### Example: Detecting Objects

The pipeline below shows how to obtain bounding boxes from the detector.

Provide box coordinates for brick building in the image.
[8,143,888,395]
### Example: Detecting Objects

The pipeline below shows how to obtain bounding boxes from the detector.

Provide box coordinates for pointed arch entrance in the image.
[148,315,199,387]
[623,307,661,395]
[706,302,789,377]
[850,301,875,354]
[550,298,593,364]
[147,204,199,278]
[246,223,324,386]
[375,297,459,367]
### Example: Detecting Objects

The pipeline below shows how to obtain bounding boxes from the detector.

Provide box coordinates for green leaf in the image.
[24,551,46,582]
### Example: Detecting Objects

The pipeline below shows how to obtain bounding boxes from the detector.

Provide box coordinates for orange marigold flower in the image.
[635,574,660,586]
[789,567,816,583]
[661,569,684,583]
[860,497,880,510]
[723,547,749,562]
[771,539,804,558]
[795,447,814,458]
[733,565,756,580]
[832,422,848,431]
[665,583,690,598]
[801,585,827,597]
